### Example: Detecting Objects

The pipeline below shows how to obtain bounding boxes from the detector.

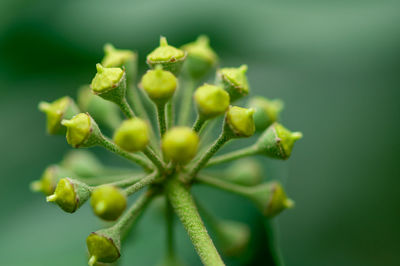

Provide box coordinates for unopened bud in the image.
[146,37,186,76]
[61,113,102,148]
[91,64,126,104]
[102,43,136,68]
[86,228,121,265]
[217,65,249,102]
[247,182,294,217]
[215,220,250,256]
[38,96,79,135]
[30,165,75,196]
[181,35,218,79]
[162,127,199,164]
[90,185,127,221]
[194,84,230,118]
[224,158,262,186]
[255,123,302,159]
[113,118,149,152]
[225,106,255,138]
[46,178,91,213]
[140,67,177,104]
[248,97,284,132]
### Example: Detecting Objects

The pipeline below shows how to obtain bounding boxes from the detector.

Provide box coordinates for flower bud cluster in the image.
[35,35,302,265]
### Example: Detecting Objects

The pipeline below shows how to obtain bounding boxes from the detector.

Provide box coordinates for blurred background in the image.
[0,0,399,265]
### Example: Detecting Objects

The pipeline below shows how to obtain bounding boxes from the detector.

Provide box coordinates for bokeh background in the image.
[0,0,399,265]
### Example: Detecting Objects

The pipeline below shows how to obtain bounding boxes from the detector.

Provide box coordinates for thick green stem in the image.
[195,174,250,197]
[86,173,143,187]
[193,115,207,133]
[187,132,231,181]
[143,147,165,172]
[206,145,258,167]
[178,78,196,126]
[124,172,159,196]
[118,98,135,118]
[166,177,225,266]
[99,136,153,172]
[114,189,155,236]
[156,103,167,137]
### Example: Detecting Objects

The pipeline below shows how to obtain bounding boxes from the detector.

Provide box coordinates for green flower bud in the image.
[60,150,104,178]
[217,65,249,102]
[77,85,122,130]
[30,165,76,196]
[225,106,255,138]
[247,182,294,217]
[38,96,79,135]
[194,84,230,118]
[162,127,199,164]
[147,37,187,76]
[215,220,250,256]
[255,123,302,159]
[86,228,121,265]
[113,118,149,152]
[46,178,91,213]
[90,185,127,221]
[140,67,177,104]
[91,64,126,104]
[224,158,262,186]
[248,97,284,132]
[181,35,218,79]
[102,43,136,68]
[61,113,102,148]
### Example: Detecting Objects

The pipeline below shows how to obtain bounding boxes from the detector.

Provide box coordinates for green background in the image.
[0,0,399,265]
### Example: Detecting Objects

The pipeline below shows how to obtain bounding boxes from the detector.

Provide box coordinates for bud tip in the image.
[46,194,57,202]
[38,102,50,112]
[88,255,97,266]
[284,198,295,209]
[160,36,168,46]
[96,63,104,73]
[292,132,303,141]
[30,180,42,192]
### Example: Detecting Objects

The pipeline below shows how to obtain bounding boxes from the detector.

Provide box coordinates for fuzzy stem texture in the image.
[156,103,167,137]
[188,132,231,181]
[124,172,159,196]
[99,136,153,172]
[166,177,225,266]
[193,115,207,133]
[118,98,135,118]
[195,174,249,197]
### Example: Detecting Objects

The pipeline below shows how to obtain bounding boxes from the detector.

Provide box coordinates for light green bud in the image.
[225,106,255,138]
[217,65,249,102]
[30,165,76,196]
[61,113,101,148]
[248,97,284,132]
[247,182,294,217]
[90,185,127,221]
[140,67,177,103]
[147,37,187,76]
[46,178,91,213]
[60,150,104,178]
[215,220,250,257]
[224,158,262,186]
[194,84,230,118]
[255,123,302,160]
[77,85,122,130]
[181,35,218,79]
[91,64,127,104]
[113,118,149,152]
[162,127,199,164]
[38,96,79,135]
[87,228,121,265]
[102,43,136,68]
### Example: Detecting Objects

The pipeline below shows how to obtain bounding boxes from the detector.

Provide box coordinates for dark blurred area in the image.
[0,0,399,265]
